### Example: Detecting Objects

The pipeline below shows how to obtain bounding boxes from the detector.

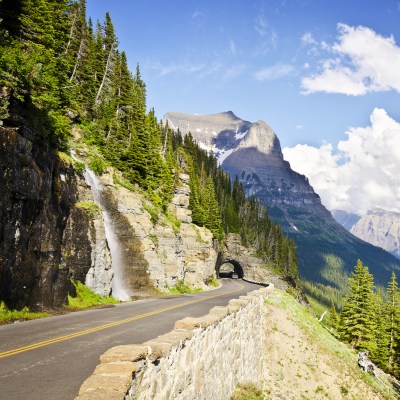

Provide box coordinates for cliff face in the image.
[0,127,112,309]
[349,209,400,260]
[92,170,217,296]
[0,124,218,308]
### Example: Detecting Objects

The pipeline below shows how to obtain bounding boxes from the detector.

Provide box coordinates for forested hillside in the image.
[325,260,400,381]
[0,0,298,286]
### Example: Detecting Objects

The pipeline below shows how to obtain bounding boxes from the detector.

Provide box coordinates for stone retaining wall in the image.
[75,285,274,400]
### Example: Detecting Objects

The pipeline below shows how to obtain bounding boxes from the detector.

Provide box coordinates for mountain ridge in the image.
[166,111,400,298]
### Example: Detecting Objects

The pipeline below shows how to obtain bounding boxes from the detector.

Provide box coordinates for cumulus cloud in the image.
[301,24,400,95]
[282,108,400,214]
[255,63,295,81]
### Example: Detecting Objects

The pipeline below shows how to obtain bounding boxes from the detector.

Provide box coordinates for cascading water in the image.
[71,152,131,301]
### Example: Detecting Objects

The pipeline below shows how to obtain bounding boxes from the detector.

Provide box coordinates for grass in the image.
[265,290,398,399]
[0,301,49,324]
[230,383,264,400]
[113,172,136,191]
[163,280,202,294]
[205,276,220,287]
[75,200,101,218]
[67,281,120,309]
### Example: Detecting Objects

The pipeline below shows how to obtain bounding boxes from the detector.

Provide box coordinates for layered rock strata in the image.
[350,209,400,260]
[93,170,218,295]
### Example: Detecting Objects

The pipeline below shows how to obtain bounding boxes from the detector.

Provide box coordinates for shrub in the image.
[0,300,49,324]
[230,383,264,400]
[67,281,119,309]
[89,157,107,175]
[75,201,101,218]
[164,280,202,294]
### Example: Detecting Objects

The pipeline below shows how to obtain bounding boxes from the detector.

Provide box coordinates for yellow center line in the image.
[0,281,245,359]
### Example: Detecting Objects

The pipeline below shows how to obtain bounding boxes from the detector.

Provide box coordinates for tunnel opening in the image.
[216,259,244,279]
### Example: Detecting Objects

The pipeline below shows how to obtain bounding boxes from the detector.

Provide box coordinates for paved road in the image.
[0,279,261,400]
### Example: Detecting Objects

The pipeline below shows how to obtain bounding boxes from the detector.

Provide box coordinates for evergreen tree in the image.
[373,288,389,369]
[386,272,400,375]
[339,260,376,353]
[329,301,340,331]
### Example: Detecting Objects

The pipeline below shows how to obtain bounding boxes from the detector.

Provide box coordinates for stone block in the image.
[143,340,173,361]
[156,328,194,343]
[209,306,229,318]
[174,314,221,330]
[228,299,242,313]
[100,345,148,364]
[77,374,131,400]
[93,361,136,378]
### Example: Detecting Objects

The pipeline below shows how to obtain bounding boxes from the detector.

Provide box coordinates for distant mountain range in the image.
[165,111,400,298]
[333,208,400,260]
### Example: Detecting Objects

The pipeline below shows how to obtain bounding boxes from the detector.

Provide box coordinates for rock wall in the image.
[350,208,400,260]
[75,285,274,400]
[0,126,112,308]
[94,170,218,296]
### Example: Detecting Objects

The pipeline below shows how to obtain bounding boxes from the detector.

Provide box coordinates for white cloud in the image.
[255,63,295,81]
[229,39,236,56]
[301,32,317,45]
[223,64,245,80]
[150,62,222,78]
[283,108,400,214]
[301,24,400,95]
[254,14,268,37]
[253,13,278,55]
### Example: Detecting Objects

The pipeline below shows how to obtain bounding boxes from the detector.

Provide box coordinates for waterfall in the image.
[71,152,131,301]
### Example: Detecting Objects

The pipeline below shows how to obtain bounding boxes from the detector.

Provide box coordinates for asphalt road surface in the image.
[0,279,262,400]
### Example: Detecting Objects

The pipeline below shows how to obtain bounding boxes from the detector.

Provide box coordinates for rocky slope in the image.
[263,290,398,400]
[165,111,400,289]
[350,209,400,259]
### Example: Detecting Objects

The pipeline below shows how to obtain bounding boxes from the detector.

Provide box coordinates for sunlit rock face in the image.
[165,111,328,217]
[350,208,400,260]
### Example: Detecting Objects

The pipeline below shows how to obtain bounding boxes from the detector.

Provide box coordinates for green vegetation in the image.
[266,290,397,399]
[336,261,400,379]
[230,383,264,400]
[205,277,220,287]
[67,280,119,309]
[75,200,101,218]
[0,301,49,324]
[163,280,202,295]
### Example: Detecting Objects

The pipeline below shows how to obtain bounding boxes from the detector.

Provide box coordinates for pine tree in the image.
[386,272,400,374]
[329,301,340,331]
[339,260,377,353]
[373,288,390,369]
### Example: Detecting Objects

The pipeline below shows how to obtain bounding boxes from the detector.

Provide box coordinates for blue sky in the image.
[87,0,400,214]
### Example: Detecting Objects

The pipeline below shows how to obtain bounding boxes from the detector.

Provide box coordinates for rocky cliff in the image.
[0,126,112,309]
[165,111,400,289]
[87,166,218,297]
[0,124,218,309]
[348,209,400,260]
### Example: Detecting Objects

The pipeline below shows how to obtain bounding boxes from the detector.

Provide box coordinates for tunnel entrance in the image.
[215,258,244,279]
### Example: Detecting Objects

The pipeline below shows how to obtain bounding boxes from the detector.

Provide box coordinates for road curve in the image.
[0,279,262,400]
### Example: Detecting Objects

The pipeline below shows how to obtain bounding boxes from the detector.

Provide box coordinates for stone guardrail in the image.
[75,284,274,400]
